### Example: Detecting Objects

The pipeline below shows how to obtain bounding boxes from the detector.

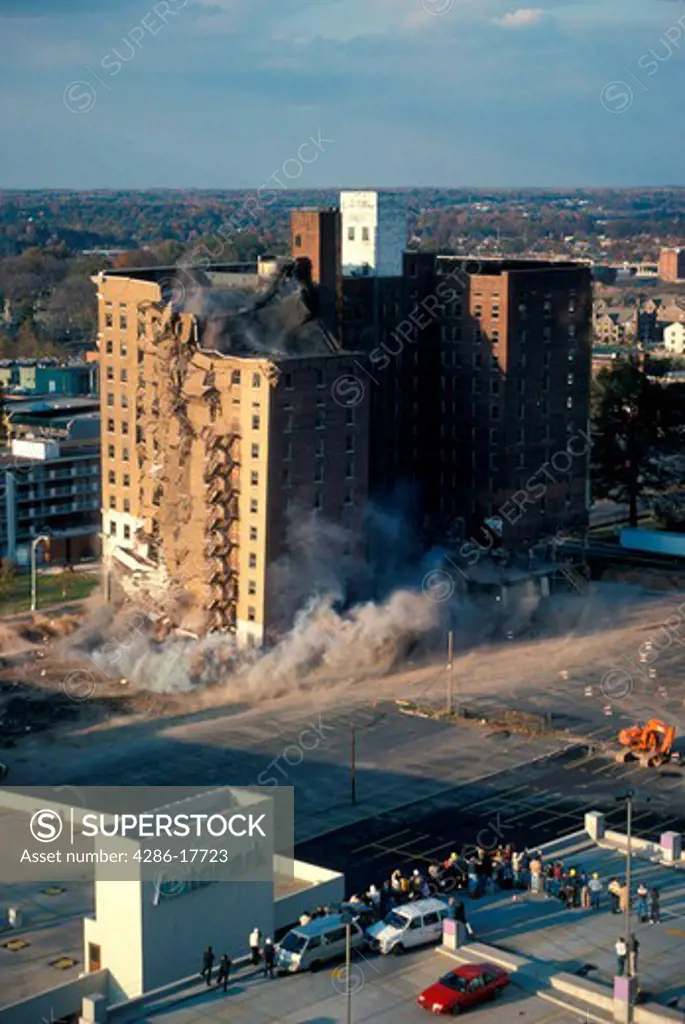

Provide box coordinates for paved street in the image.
[125,948,578,1024]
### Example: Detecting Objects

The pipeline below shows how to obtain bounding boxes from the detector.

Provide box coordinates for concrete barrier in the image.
[0,970,109,1024]
[550,972,614,1014]
[634,1003,685,1023]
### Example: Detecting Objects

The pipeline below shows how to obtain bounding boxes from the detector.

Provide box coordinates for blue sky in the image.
[1,0,684,188]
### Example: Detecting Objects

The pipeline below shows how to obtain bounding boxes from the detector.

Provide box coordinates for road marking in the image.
[351,829,412,855]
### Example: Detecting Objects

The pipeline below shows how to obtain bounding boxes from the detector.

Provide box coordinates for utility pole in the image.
[447,630,454,715]
[30,534,51,614]
[350,722,356,806]
[625,792,633,975]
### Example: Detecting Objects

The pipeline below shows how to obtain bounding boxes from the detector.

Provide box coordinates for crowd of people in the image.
[198,841,663,993]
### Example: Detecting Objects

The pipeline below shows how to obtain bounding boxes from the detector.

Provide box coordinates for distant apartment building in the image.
[0,428,101,565]
[658,248,685,283]
[664,322,685,355]
[93,264,369,647]
[0,360,96,397]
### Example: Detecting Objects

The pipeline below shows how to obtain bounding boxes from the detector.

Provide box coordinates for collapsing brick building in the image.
[93,261,369,647]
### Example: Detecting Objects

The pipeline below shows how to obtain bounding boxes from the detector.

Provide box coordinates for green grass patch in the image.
[0,571,99,615]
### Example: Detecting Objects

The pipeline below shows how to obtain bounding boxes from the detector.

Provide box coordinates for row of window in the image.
[105,313,128,330]
[346,226,371,242]
[282,461,355,486]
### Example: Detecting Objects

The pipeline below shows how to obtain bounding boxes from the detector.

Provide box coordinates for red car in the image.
[417,963,509,1015]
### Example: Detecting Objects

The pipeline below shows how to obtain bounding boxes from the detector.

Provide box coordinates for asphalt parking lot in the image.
[296,744,685,896]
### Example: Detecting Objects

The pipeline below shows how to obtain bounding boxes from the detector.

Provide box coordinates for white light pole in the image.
[30,534,51,613]
[340,910,353,1024]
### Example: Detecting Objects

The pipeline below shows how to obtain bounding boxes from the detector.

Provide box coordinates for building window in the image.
[284,414,293,433]
[249,553,257,569]
[315,438,324,458]
[107,394,114,407]
[316,369,324,388]
[249,526,257,541]
[252,373,261,388]
[121,369,127,382]
[247,607,256,622]
[123,473,130,487]
[250,471,259,486]
[314,464,323,483]
[123,498,130,513]
[108,444,115,458]
[107,418,115,432]
[567,373,575,386]
[109,521,116,536]
[315,409,325,430]
[108,470,115,484]
[120,315,127,330]
[122,447,129,461]
[106,340,113,354]
[251,443,259,458]
[567,396,573,409]
[250,498,258,513]
[491,405,499,420]
[345,459,354,478]
[123,524,131,540]
[362,226,370,242]
[345,435,355,453]
[109,495,116,509]
[284,372,293,389]
[121,394,128,409]
[121,342,127,357]
[344,487,354,506]
[314,491,322,510]
[122,421,129,435]
[231,370,241,385]
[348,227,355,241]
[106,367,114,381]
[248,580,257,596]
[252,415,260,430]
[345,408,355,426]
[294,234,302,248]
[284,443,292,461]
[105,313,113,328]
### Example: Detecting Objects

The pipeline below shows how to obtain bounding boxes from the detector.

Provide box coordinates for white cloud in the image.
[494,7,544,29]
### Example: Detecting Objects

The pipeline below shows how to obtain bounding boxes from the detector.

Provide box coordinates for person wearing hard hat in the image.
[588,873,603,911]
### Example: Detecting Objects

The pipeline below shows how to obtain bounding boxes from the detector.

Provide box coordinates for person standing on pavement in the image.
[588,873,602,911]
[628,934,640,976]
[636,883,649,923]
[615,936,628,977]
[649,887,660,925]
[201,946,214,987]
[263,938,276,979]
[530,853,542,894]
[608,877,621,914]
[216,953,231,992]
[619,881,629,915]
[249,926,262,966]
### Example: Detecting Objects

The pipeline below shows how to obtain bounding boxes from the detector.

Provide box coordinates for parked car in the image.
[366,897,448,955]
[417,963,509,1015]
[275,913,365,973]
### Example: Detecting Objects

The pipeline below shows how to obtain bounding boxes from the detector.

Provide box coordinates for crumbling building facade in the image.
[94,264,369,647]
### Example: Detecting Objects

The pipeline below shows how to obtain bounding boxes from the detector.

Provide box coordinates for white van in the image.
[275,914,366,973]
[366,897,449,955]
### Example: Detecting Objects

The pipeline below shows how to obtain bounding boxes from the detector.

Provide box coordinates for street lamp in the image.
[340,910,353,1024]
[616,789,634,975]
[30,534,51,613]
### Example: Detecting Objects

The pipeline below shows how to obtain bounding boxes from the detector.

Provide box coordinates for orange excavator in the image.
[615,719,677,768]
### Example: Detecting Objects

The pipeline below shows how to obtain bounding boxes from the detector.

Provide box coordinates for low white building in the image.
[663,321,685,354]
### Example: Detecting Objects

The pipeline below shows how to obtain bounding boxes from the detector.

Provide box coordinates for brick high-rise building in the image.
[93,264,369,647]
[293,200,592,549]
[659,248,685,283]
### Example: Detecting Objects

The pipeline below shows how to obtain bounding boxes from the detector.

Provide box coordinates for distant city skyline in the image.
[1,0,684,189]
